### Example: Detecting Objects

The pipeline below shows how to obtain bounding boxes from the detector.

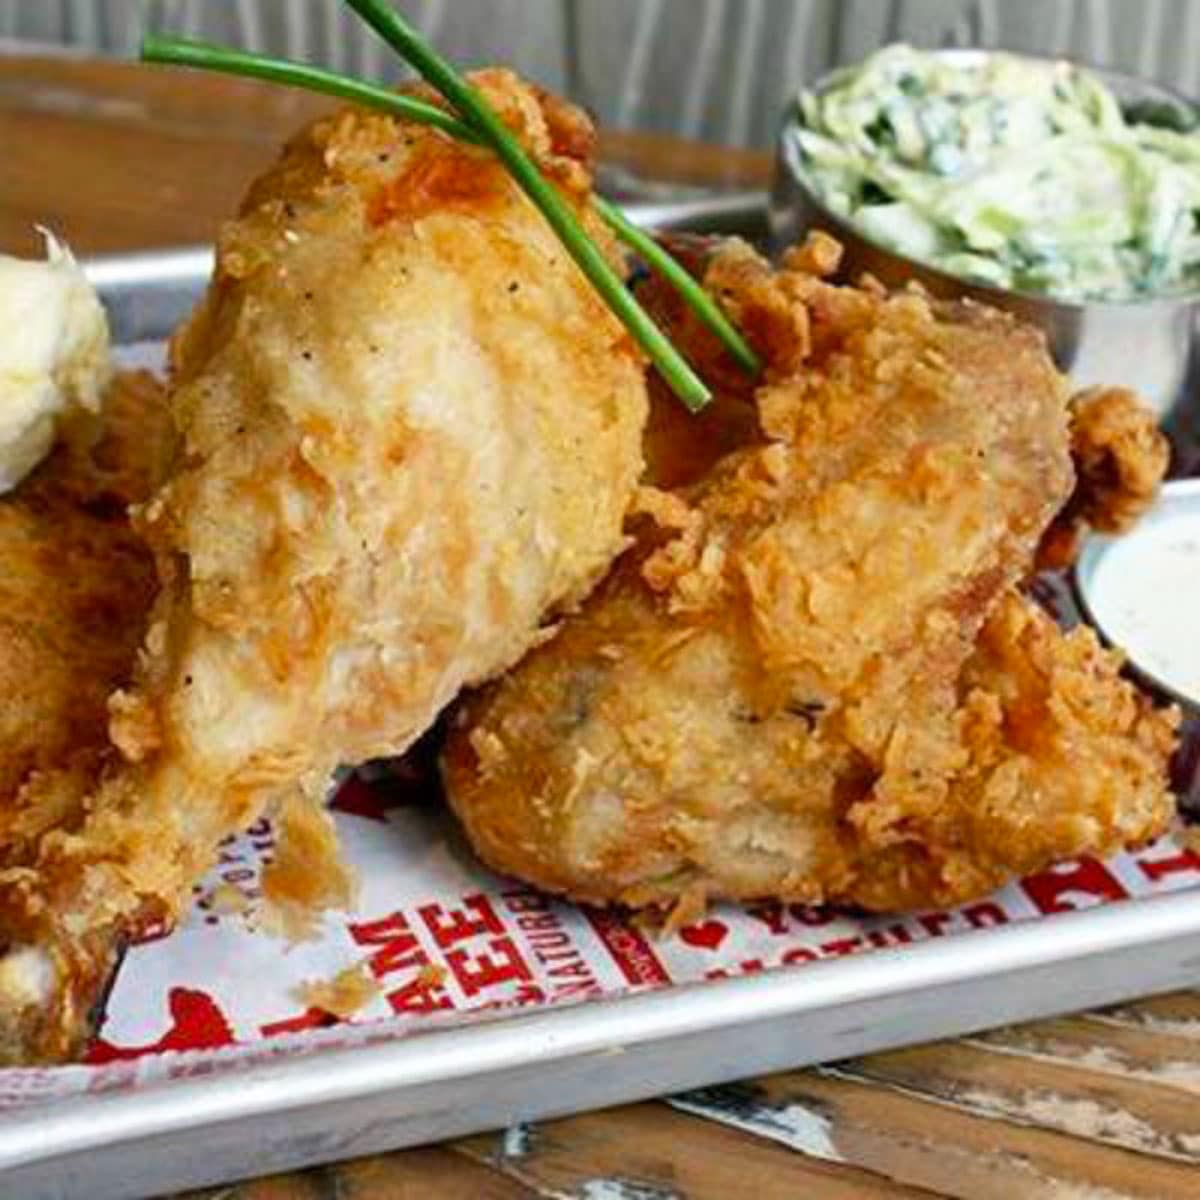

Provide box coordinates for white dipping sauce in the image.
[1085,500,1200,704]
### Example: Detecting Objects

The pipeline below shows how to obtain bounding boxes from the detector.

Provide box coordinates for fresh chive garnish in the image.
[143,10,765,408]
[340,0,711,410]
[142,34,476,143]
[593,196,762,377]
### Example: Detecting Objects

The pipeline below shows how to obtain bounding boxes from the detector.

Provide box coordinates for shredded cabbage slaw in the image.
[791,45,1200,302]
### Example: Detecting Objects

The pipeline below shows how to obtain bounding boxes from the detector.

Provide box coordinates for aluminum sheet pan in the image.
[2,196,1196,1200]
[6,895,1200,1199]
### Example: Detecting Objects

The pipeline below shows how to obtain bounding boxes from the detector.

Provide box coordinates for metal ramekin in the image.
[770,49,1200,473]
[1075,478,1200,720]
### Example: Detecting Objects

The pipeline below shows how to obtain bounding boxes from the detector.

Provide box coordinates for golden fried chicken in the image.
[443,239,1177,915]
[849,590,1177,910]
[1037,386,1170,570]
[0,70,648,1061]
[0,371,170,1047]
[0,371,171,865]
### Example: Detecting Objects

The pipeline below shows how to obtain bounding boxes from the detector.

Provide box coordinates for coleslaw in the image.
[791,45,1200,302]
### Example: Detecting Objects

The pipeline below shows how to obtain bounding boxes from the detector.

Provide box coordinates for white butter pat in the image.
[0,231,112,494]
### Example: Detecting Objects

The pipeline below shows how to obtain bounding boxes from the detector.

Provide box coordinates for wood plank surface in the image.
[6,52,1200,1200]
[0,54,770,257]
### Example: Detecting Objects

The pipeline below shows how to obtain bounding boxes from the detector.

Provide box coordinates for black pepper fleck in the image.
[785,700,826,730]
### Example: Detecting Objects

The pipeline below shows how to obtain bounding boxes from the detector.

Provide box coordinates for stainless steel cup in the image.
[770,50,1200,473]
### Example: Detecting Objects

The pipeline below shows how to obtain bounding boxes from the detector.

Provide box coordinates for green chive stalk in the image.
[143,18,763,406]
[340,0,712,410]
[593,196,761,376]
[141,35,476,142]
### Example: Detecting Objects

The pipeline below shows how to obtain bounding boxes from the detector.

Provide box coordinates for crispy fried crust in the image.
[0,371,170,852]
[848,590,1177,910]
[1037,386,1170,570]
[443,240,1177,915]
[0,70,648,1062]
[0,371,172,1059]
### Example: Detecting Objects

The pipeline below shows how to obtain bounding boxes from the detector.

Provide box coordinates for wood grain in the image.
[1092,991,1200,1038]
[453,1102,939,1199]
[0,55,770,258]
[970,1015,1200,1091]
[0,55,327,256]
[7,54,1200,1200]
[833,1040,1200,1162]
[178,1149,540,1200]
[740,1062,1200,1199]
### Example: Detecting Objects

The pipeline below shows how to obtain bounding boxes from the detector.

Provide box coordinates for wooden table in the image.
[5,53,1199,1200]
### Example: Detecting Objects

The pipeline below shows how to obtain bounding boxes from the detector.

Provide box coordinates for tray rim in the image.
[4,885,1200,1171]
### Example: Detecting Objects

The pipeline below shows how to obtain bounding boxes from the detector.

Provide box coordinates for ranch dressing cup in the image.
[1076,480,1200,808]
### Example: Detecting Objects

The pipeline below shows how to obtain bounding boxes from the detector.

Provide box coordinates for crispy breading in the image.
[443,241,1177,915]
[0,371,171,1054]
[1037,386,1170,570]
[0,70,648,1062]
[848,590,1178,910]
[0,371,171,862]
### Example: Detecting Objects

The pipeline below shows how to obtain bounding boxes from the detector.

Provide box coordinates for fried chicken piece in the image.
[0,371,171,864]
[0,371,170,1046]
[847,591,1177,910]
[443,240,1123,912]
[1037,386,1169,570]
[0,71,648,1062]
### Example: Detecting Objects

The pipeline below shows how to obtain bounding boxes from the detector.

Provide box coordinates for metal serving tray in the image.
[8,896,1200,1199]
[2,197,1198,1200]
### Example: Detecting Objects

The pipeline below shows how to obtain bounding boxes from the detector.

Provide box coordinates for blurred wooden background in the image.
[2,0,1197,153]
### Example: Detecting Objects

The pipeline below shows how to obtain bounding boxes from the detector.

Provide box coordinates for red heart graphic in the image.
[679,919,729,951]
[88,987,236,1062]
